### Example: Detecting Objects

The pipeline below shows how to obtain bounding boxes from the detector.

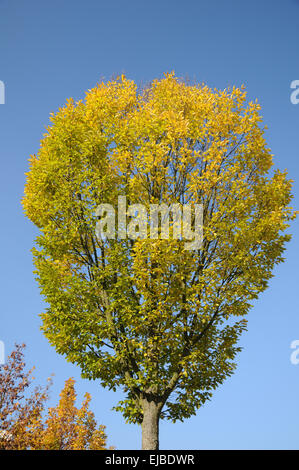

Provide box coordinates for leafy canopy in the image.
[23,73,296,423]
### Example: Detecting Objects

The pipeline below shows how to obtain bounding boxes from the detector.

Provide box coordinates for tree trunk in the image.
[141,399,161,450]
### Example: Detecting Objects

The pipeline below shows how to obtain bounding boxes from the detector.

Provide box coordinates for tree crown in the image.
[23,73,296,423]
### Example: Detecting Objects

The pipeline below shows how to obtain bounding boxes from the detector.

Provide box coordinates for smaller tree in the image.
[38,378,108,450]
[0,343,49,450]
[0,344,110,450]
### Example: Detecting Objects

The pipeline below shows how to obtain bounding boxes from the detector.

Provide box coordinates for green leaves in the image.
[23,74,296,424]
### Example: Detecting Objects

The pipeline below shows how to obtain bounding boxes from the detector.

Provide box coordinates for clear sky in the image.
[0,0,299,450]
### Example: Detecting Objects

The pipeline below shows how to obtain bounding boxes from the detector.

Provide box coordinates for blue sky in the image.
[0,0,299,450]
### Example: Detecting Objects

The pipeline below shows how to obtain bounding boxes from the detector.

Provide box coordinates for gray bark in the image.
[141,399,161,450]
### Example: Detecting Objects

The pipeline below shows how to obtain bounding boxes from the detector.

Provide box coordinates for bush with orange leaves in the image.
[0,344,112,450]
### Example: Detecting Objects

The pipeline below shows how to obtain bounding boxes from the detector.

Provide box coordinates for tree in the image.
[0,345,110,450]
[0,343,50,450]
[36,378,108,450]
[23,73,296,449]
